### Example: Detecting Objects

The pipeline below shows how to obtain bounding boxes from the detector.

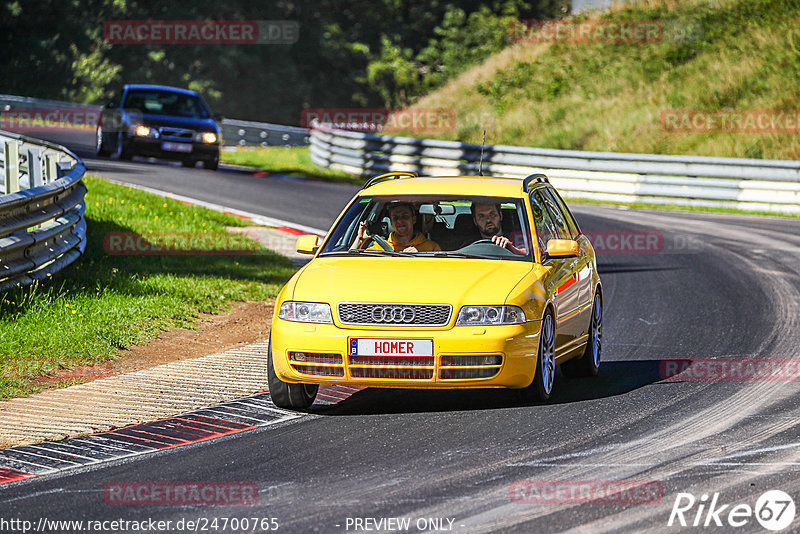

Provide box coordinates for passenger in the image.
[471,202,527,255]
[353,202,441,253]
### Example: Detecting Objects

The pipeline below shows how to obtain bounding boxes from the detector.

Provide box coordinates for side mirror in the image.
[295,234,320,255]
[213,113,225,122]
[545,239,580,259]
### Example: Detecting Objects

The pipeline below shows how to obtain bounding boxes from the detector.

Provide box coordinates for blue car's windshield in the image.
[124,90,210,119]
[320,194,533,261]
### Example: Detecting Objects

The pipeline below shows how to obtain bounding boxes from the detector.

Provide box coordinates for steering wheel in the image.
[470,238,502,247]
[365,234,394,251]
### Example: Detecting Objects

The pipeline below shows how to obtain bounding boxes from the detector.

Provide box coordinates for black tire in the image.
[561,292,602,378]
[203,156,219,171]
[520,309,556,401]
[267,336,318,410]
[182,159,196,168]
[116,133,133,160]
[96,126,111,157]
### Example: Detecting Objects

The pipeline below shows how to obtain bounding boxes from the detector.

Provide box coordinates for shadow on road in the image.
[310,360,665,416]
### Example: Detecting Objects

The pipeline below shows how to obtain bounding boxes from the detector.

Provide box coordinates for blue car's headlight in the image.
[278,301,333,324]
[455,305,526,325]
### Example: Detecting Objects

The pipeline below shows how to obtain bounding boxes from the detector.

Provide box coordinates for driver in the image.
[353,202,441,253]
[471,202,527,255]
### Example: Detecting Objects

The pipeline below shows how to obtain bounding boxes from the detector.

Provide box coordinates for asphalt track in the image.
[1,129,800,533]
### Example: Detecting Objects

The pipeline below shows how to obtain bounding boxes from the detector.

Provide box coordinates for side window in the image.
[530,191,560,256]
[539,190,571,240]
[543,188,580,237]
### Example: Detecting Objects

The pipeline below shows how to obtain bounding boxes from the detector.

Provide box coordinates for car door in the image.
[530,189,580,350]
[543,187,594,332]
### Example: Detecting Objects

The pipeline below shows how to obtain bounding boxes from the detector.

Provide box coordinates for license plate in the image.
[162,141,192,153]
[349,338,433,357]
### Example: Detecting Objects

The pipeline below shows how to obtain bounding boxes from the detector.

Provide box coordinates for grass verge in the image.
[0,176,297,399]
[406,0,800,160]
[220,146,360,184]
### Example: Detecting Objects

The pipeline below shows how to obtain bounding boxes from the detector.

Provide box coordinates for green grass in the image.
[406,0,800,160]
[220,146,360,184]
[0,176,296,399]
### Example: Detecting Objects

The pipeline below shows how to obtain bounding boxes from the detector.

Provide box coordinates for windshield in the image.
[320,194,533,261]
[123,89,211,118]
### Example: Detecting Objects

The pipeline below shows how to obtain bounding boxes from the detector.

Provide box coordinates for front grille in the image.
[349,355,435,367]
[290,352,344,377]
[440,367,499,380]
[439,354,502,380]
[291,364,344,377]
[290,352,343,364]
[338,303,451,327]
[349,367,434,380]
[158,127,194,141]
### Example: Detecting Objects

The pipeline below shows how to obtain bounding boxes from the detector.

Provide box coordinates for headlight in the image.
[455,305,526,325]
[200,132,217,144]
[278,302,333,324]
[132,124,153,137]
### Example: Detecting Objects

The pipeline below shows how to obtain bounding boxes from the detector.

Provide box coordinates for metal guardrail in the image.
[0,130,87,292]
[220,118,309,148]
[0,93,310,148]
[309,125,800,214]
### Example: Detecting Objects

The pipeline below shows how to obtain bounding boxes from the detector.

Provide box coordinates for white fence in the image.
[309,125,800,214]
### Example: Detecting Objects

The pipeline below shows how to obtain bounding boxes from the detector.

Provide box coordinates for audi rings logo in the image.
[371,306,416,324]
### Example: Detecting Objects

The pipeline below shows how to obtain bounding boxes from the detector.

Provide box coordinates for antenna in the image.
[478,130,486,176]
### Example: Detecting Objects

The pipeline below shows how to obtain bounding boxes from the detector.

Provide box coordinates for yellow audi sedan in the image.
[268,172,602,409]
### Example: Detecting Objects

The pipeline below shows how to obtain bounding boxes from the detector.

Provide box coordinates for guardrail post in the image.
[27,147,42,187]
[4,140,19,193]
[44,153,57,183]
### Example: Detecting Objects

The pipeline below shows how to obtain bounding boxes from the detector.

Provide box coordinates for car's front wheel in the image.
[520,309,556,401]
[116,132,133,160]
[96,126,111,157]
[267,336,318,410]
[561,292,602,378]
[203,155,219,171]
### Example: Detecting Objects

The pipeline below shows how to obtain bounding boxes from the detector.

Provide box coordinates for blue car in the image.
[96,84,221,170]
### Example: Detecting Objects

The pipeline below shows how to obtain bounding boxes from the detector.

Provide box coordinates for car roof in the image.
[123,84,199,96]
[362,175,527,197]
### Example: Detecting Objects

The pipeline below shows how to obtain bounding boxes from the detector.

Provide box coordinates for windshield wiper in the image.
[321,249,411,257]
[430,251,498,260]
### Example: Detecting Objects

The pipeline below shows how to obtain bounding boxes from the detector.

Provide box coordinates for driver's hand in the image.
[402,246,418,253]
[351,221,371,250]
[357,221,370,240]
[491,235,511,249]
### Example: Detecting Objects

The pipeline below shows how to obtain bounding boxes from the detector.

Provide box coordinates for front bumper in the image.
[127,136,219,161]
[270,319,542,389]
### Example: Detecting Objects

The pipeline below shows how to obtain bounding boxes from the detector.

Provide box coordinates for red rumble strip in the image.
[0,467,35,483]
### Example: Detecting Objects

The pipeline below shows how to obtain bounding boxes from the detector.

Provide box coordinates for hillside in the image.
[404,0,800,160]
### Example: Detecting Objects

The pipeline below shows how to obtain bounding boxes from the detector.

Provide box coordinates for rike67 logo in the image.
[668,490,796,531]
